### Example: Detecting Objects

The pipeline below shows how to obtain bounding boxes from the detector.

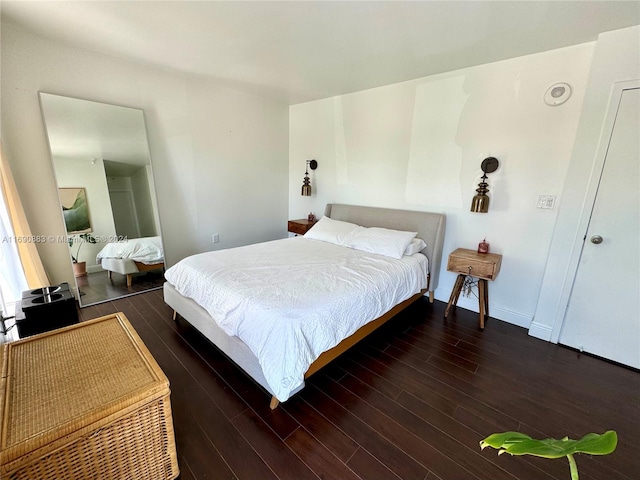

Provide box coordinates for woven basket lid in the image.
[0,313,169,465]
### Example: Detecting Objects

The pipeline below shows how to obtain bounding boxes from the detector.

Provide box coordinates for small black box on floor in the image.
[22,282,70,300]
[16,284,79,338]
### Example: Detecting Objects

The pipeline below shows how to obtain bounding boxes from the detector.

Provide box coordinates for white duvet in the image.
[164,236,428,401]
[96,236,164,264]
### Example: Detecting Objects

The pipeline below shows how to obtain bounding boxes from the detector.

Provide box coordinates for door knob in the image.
[590,235,603,244]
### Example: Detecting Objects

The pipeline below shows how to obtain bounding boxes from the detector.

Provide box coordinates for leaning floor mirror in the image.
[40,93,165,307]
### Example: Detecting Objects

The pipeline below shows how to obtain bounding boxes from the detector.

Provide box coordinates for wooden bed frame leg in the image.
[107,270,112,280]
[429,291,434,303]
[126,274,132,287]
[172,310,177,321]
[269,396,280,410]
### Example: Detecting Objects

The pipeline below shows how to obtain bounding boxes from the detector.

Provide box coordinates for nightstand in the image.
[444,248,502,329]
[288,219,317,236]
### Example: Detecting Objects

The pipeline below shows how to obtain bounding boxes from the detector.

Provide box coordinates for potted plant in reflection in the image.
[68,233,97,277]
[480,430,617,480]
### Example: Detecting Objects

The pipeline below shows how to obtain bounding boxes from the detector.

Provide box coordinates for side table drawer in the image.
[447,258,496,279]
[447,248,502,280]
[288,219,317,235]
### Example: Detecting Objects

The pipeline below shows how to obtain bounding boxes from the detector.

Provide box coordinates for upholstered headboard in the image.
[324,204,446,292]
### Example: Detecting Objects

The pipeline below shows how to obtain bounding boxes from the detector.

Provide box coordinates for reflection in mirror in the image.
[39,93,164,307]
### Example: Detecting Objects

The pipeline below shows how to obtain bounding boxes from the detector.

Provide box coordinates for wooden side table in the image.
[288,218,317,235]
[444,248,502,329]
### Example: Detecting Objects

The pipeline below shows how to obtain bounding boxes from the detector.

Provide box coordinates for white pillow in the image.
[404,238,427,256]
[304,216,360,245]
[346,227,417,259]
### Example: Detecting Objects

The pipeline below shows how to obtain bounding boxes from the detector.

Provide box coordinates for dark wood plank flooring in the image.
[79,291,640,480]
[75,269,164,306]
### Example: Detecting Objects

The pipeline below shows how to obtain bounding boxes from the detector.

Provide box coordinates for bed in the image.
[96,236,165,287]
[163,204,446,408]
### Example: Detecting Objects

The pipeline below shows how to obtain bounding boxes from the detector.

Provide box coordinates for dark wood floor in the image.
[79,291,639,480]
[75,269,164,306]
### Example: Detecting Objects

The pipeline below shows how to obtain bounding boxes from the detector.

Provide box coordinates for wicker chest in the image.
[0,312,179,480]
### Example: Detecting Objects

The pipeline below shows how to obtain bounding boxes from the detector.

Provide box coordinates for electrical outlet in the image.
[212,233,220,243]
[537,195,556,209]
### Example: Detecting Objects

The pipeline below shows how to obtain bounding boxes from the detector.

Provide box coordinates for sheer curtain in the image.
[0,183,28,315]
[0,142,49,316]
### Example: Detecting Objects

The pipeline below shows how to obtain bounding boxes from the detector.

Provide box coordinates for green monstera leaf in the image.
[480,431,617,480]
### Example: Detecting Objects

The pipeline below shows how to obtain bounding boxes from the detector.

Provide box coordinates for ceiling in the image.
[2,1,639,104]
[40,93,152,166]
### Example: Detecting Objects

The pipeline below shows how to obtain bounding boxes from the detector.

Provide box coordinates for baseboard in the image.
[442,294,533,329]
[527,321,554,342]
[86,264,103,274]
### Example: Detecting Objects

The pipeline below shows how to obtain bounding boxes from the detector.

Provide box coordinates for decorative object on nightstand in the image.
[301,159,318,196]
[471,156,499,213]
[478,239,490,254]
[288,218,318,235]
[444,247,502,329]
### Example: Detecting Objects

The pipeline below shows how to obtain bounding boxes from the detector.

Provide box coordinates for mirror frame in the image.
[39,92,165,307]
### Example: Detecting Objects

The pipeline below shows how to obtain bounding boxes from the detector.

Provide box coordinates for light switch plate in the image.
[537,195,556,209]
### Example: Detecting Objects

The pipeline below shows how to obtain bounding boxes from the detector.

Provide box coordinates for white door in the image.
[559,86,639,368]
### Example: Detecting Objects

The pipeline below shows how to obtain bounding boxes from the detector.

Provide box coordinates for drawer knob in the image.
[467,266,473,274]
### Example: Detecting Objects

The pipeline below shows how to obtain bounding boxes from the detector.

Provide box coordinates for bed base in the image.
[165,282,281,402]
[103,259,165,287]
[165,203,445,409]
[303,288,426,381]
[128,261,165,287]
[269,287,428,408]
[170,287,427,410]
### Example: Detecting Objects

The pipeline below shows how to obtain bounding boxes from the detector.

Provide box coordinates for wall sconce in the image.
[471,157,499,213]
[301,159,318,196]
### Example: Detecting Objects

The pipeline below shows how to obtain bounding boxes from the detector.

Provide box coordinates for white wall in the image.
[130,167,157,238]
[532,26,640,341]
[1,23,289,288]
[53,156,116,269]
[106,175,141,239]
[145,165,162,236]
[289,43,594,328]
